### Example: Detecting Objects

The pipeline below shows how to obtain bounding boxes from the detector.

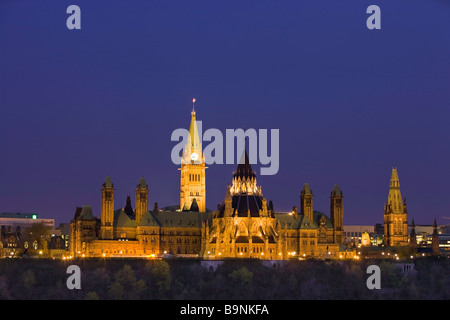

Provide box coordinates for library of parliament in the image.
[70,107,354,260]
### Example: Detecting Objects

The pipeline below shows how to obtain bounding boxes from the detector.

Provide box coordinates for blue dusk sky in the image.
[0,0,449,226]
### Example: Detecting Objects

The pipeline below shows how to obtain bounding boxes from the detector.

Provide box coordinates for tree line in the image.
[0,258,448,300]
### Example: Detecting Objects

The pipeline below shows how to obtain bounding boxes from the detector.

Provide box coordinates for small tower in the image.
[409,219,417,250]
[124,196,134,218]
[180,100,207,212]
[224,185,233,217]
[300,183,313,223]
[100,176,114,239]
[135,177,148,226]
[229,150,261,196]
[432,219,440,256]
[383,168,408,246]
[330,184,344,244]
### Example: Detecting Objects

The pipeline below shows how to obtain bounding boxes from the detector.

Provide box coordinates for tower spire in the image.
[388,167,403,213]
[184,99,202,162]
[384,167,408,246]
[180,103,206,213]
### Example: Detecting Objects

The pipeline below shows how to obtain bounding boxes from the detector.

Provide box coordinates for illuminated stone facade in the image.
[180,107,206,213]
[383,168,408,246]
[69,109,346,259]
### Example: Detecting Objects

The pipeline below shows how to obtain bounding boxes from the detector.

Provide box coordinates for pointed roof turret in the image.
[79,205,94,220]
[410,219,417,248]
[410,219,416,236]
[104,176,113,188]
[225,184,232,201]
[331,184,342,196]
[190,198,199,212]
[233,149,256,179]
[387,168,404,214]
[301,183,312,195]
[138,176,147,189]
[124,196,134,217]
[182,202,190,212]
[390,168,400,188]
[432,218,439,255]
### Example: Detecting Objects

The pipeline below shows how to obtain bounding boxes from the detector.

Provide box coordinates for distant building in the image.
[407,224,433,246]
[343,225,375,246]
[54,223,71,250]
[0,212,54,231]
[0,212,59,258]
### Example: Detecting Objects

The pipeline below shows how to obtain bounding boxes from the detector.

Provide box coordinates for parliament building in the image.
[70,108,348,260]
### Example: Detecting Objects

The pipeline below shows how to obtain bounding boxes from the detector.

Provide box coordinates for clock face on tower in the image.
[191,152,199,161]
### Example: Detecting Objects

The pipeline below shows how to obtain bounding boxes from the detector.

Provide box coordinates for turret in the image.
[100,176,114,239]
[330,184,344,244]
[409,219,417,250]
[432,219,440,256]
[300,183,313,222]
[383,168,408,246]
[224,185,233,217]
[135,177,148,226]
[180,100,207,212]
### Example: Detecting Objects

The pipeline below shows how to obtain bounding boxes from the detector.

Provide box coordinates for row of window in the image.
[122,230,201,237]
[345,231,363,237]
[160,238,199,244]
[189,174,201,182]
[284,232,317,238]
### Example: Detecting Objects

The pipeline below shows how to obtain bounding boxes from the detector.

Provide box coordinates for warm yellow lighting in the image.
[102,253,106,257]
[240,252,243,255]
[261,252,264,255]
